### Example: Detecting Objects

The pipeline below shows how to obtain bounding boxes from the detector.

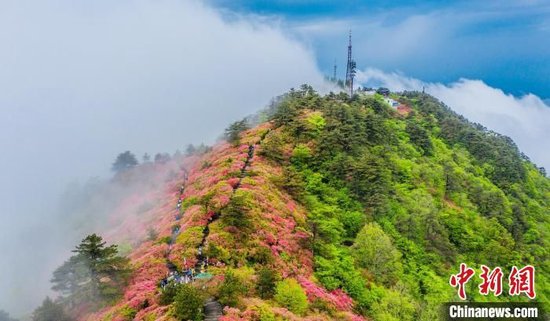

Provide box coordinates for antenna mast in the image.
[345,30,356,96]
[333,59,337,81]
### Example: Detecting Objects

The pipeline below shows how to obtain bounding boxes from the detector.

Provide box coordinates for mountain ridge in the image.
[45,87,548,321]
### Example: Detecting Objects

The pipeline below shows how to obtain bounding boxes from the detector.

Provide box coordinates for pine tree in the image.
[32,297,73,321]
[224,119,249,145]
[142,153,151,163]
[51,234,132,306]
[111,151,138,173]
[0,310,18,321]
[51,255,88,307]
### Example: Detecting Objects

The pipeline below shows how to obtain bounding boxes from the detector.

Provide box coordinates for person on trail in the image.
[180,185,184,193]
[177,198,182,204]
[198,246,203,256]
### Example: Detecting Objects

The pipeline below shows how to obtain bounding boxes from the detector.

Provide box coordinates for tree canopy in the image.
[261,87,550,319]
[32,297,73,321]
[51,234,132,308]
[0,310,18,321]
[224,119,250,145]
[111,151,138,173]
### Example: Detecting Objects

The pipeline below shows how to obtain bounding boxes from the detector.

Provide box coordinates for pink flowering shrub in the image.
[82,123,368,321]
[298,277,354,311]
[220,307,245,321]
[227,177,240,188]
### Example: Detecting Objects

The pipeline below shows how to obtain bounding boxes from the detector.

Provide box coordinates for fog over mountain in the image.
[357,68,550,172]
[0,0,323,315]
[1,0,548,317]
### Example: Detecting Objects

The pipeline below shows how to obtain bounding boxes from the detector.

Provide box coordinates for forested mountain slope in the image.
[50,87,548,321]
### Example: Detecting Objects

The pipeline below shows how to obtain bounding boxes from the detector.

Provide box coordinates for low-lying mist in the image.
[0,0,324,316]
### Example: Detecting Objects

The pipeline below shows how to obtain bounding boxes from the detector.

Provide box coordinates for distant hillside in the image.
[46,86,548,321]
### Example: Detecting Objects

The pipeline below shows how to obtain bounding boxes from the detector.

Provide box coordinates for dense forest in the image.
[29,87,548,321]
[254,86,549,320]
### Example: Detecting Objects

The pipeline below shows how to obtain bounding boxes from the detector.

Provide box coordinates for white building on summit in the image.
[384,97,400,108]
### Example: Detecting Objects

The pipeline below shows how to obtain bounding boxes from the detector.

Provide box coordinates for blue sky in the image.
[210,0,550,100]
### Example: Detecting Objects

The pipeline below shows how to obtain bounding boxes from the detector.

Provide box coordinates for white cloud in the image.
[291,12,447,64]
[0,0,324,315]
[357,68,550,171]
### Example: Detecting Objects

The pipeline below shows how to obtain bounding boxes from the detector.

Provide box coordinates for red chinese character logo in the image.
[450,263,475,300]
[509,265,536,299]
[479,265,503,296]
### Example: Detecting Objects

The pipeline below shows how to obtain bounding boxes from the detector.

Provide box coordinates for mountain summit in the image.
[47,87,548,321]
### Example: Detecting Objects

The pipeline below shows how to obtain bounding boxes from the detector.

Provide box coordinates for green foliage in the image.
[253,304,276,321]
[111,151,138,173]
[261,88,550,317]
[218,271,247,307]
[147,227,158,241]
[258,131,286,163]
[305,112,326,135]
[156,236,172,245]
[409,93,526,188]
[272,99,300,127]
[159,283,179,306]
[116,242,133,257]
[340,210,365,239]
[348,148,391,209]
[273,278,309,316]
[0,310,18,321]
[173,284,206,321]
[32,297,73,321]
[370,287,416,321]
[405,119,433,156]
[185,143,212,156]
[225,119,250,145]
[291,144,312,167]
[275,167,306,199]
[247,246,274,265]
[352,223,403,285]
[154,153,171,163]
[315,252,365,299]
[51,234,132,307]
[256,268,279,299]
[220,191,252,232]
[119,305,137,321]
[270,85,321,128]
